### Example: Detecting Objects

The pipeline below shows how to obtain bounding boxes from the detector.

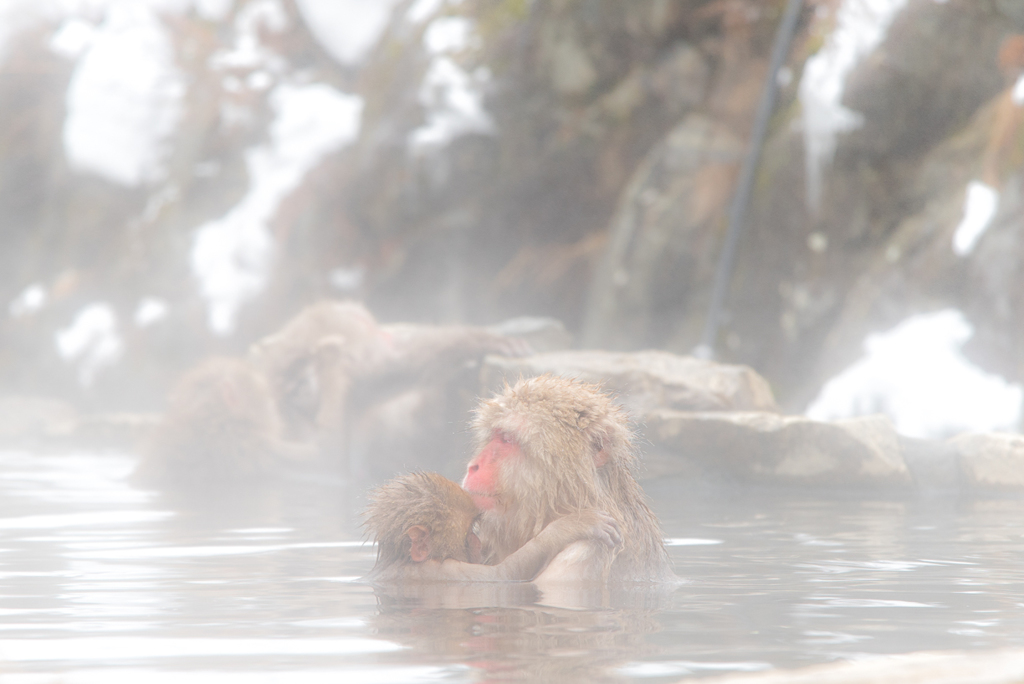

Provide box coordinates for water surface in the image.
[2,449,1024,682]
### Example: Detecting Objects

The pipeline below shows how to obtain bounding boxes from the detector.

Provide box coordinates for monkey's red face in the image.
[462,430,519,511]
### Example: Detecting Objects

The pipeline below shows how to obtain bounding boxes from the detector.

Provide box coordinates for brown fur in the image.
[248,301,389,441]
[365,472,479,571]
[471,374,674,582]
[364,471,623,583]
[249,299,530,478]
[136,357,313,484]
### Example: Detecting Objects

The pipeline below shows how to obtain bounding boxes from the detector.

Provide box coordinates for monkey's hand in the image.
[545,510,622,550]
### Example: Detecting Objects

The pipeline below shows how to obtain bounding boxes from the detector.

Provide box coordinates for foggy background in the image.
[2,0,1024,440]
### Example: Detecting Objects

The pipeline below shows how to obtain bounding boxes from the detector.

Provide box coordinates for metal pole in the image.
[695,0,804,359]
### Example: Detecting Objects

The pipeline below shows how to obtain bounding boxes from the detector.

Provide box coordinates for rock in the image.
[900,436,962,492]
[695,648,1024,684]
[481,349,778,416]
[949,432,1024,491]
[581,114,744,352]
[646,410,912,489]
[487,317,572,353]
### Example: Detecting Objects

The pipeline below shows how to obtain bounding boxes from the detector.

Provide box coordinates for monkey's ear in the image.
[576,408,596,430]
[406,525,432,562]
[594,447,610,468]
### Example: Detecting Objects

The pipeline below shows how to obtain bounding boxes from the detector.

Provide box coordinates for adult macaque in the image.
[136,357,315,485]
[364,472,621,582]
[248,300,530,476]
[462,375,676,583]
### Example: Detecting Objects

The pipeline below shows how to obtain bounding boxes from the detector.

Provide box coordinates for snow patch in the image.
[424,16,473,54]
[330,266,365,293]
[62,5,184,186]
[806,310,1023,439]
[952,181,999,257]
[49,18,97,60]
[2,0,231,65]
[407,0,446,24]
[9,284,47,318]
[194,0,234,21]
[191,83,363,335]
[1013,74,1024,106]
[408,11,493,154]
[409,57,494,152]
[209,0,287,71]
[56,303,124,387]
[134,298,169,327]
[799,0,908,213]
[295,0,400,65]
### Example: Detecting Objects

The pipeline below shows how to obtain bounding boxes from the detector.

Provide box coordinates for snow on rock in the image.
[295,0,401,65]
[209,0,288,71]
[134,298,169,327]
[61,5,185,187]
[423,16,473,54]
[409,58,494,152]
[407,0,448,24]
[193,0,234,21]
[330,266,365,293]
[952,181,999,257]
[49,18,97,60]
[408,14,493,154]
[4,0,232,64]
[1013,74,1024,105]
[55,303,125,387]
[191,83,363,335]
[9,284,47,318]
[806,310,1023,439]
[799,0,908,213]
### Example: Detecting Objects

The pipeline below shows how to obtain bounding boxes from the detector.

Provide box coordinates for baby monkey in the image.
[364,472,621,582]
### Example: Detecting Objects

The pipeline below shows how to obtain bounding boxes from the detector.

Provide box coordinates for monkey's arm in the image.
[382,325,531,374]
[414,510,621,582]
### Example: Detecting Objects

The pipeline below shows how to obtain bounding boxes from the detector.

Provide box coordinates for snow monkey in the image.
[248,300,530,476]
[136,357,315,485]
[247,300,387,444]
[462,375,676,583]
[364,472,621,582]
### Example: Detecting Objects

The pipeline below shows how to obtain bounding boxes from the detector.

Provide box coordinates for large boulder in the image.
[646,410,912,489]
[581,114,745,352]
[949,432,1024,491]
[481,349,778,417]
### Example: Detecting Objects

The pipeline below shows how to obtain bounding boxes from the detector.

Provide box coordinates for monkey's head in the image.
[166,357,280,434]
[463,375,634,516]
[365,472,483,569]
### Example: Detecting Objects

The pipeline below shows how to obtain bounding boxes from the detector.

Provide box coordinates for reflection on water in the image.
[3,449,1024,682]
